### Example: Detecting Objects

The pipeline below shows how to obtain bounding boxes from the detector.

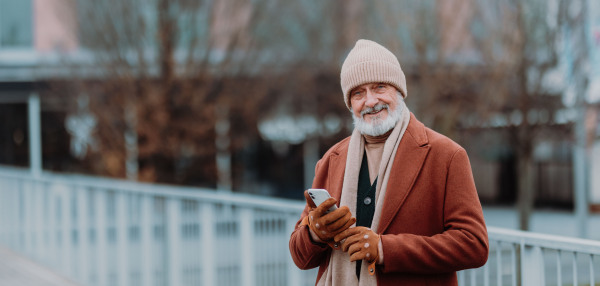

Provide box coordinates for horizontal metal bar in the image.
[488,226,600,255]
[0,165,305,213]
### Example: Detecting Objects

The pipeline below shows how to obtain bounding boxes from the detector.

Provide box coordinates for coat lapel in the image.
[378,114,430,233]
[328,147,348,204]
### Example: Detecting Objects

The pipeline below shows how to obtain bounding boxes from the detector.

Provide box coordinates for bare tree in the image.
[53,0,586,206]
[369,0,584,230]
[54,0,360,192]
[478,0,587,230]
[57,0,265,185]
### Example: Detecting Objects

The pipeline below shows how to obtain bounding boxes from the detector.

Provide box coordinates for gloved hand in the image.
[303,190,356,245]
[334,226,380,275]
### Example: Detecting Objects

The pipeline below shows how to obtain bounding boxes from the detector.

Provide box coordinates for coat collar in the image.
[377,113,430,233]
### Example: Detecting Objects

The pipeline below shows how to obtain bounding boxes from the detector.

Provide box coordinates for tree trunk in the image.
[215,104,232,191]
[517,150,534,231]
[303,137,319,189]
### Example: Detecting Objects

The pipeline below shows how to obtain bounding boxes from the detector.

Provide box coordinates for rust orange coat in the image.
[289,114,489,286]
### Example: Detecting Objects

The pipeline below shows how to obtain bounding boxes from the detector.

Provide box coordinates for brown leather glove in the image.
[334,226,380,275]
[302,190,356,245]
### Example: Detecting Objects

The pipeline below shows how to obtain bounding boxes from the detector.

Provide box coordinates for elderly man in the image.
[289,39,489,286]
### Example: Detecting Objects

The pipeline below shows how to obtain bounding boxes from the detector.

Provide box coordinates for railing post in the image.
[33,182,45,263]
[483,261,489,286]
[0,183,4,244]
[287,213,302,286]
[140,195,153,286]
[9,180,15,246]
[19,184,25,253]
[589,254,595,286]
[61,184,73,277]
[77,187,90,285]
[510,244,517,286]
[1,182,6,244]
[572,252,578,286]
[1,184,5,243]
[167,198,182,286]
[521,244,545,286]
[240,208,255,286]
[23,181,31,255]
[47,185,55,268]
[30,182,38,257]
[201,203,216,286]
[116,192,129,286]
[2,180,10,245]
[457,270,465,286]
[29,182,37,257]
[96,190,108,286]
[13,180,20,249]
[496,242,502,286]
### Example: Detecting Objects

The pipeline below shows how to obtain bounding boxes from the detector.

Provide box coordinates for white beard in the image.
[352,96,403,136]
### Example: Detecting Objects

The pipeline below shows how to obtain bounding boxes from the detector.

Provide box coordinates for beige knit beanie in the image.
[340,39,407,109]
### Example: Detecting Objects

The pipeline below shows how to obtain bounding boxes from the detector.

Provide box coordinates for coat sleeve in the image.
[288,159,331,270]
[379,148,489,274]
[288,213,330,269]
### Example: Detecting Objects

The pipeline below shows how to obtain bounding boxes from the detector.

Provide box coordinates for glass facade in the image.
[0,0,33,48]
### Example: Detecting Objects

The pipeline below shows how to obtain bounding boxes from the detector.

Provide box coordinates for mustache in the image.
[360,104,389,116]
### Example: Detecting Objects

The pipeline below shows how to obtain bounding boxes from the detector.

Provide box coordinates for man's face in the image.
[350,83,398,123]
[349,83,401,136]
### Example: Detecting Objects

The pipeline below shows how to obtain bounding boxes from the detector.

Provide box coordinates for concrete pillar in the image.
[28,93,42,177]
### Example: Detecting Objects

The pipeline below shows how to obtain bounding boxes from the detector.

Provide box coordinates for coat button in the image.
[364,197,372,205]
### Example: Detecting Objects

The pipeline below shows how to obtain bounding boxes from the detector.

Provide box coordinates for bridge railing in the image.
[460,226,600,286]
[0,165,599,286]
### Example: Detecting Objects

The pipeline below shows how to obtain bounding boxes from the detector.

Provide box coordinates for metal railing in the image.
[0,165,599,286]
[460,227,600,286]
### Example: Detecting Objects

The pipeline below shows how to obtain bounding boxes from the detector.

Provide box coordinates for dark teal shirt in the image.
[356,152,377,279]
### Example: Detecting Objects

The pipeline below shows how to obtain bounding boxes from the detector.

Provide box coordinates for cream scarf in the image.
[317,101,411,286]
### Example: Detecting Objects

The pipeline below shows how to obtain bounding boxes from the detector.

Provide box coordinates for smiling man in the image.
[289,39,489,286]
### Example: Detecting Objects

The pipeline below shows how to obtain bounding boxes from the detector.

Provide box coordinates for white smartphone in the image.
[307,188,338,213]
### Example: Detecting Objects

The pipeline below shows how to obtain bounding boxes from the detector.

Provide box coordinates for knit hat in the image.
[340,39,407,109]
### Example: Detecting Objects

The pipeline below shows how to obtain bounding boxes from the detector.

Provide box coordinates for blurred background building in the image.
[0,0,599,226]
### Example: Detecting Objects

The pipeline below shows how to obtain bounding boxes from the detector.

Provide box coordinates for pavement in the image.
[483,205,600,240]
[0,246,80,286]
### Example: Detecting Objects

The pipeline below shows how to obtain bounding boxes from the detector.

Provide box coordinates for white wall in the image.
[34,0,77,53]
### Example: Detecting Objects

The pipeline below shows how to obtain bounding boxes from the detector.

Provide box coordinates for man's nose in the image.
[364,89,378,107]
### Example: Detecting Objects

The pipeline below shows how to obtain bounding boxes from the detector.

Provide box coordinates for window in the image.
[0,0,33,48]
